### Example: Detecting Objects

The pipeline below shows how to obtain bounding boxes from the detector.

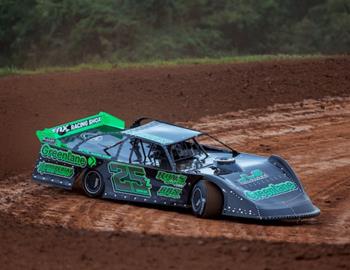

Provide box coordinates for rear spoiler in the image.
[36,112,125,147]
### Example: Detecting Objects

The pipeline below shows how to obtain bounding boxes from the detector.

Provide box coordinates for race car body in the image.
[32,112,320,220]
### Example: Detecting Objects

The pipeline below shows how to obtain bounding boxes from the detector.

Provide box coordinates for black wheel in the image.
[191,180,223,218]
[82,170,104,197]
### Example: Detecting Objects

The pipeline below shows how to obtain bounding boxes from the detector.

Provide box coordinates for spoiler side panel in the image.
[36,112,125,147]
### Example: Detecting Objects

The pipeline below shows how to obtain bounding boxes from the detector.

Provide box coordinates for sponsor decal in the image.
[157,186,182,199]
[40,144,87,168]
[244,181,297,201]
[156,171,187,187]
[42,137,56,144]
[239,169,268,184]
[108,162,152,197]
[37,161,74,178]
[52,116,101,135]
[87,156,97,168]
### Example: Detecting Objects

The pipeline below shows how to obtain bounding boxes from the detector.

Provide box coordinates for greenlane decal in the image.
[41,144,87,168]
[87,156,97,168]
[157,186,182,199]
[156,171,187,187]
[108,162,152,197]
[37,161,74,178]
[244,181,297,201]
[239,169,268,184]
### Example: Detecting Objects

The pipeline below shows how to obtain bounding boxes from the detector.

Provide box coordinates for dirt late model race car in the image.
[32,112,320,220]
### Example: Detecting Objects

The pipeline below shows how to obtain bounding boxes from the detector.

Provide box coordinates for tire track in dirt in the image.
[1,96,350,244]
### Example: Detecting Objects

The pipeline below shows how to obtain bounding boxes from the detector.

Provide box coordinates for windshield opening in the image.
[169,138,207,163]
[169,135,238,172]
[195,134,238,155]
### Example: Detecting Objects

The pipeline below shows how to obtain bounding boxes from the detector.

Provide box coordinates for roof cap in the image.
[122,121,201,145]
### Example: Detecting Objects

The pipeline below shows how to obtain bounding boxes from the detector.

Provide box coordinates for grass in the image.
[0,54,324,77]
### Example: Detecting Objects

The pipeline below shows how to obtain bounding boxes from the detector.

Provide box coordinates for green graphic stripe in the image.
[37,161,74,179]
[157,186,182,199]
[41,144,87,168]
[244,181,297,201]
[80,149,111,160]
[156,171,187,187]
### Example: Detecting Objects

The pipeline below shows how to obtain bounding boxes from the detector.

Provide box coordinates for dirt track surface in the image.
[1,57,350,269]
[1,213,349,270]
[1,95,350,245]
[0,56,349,177]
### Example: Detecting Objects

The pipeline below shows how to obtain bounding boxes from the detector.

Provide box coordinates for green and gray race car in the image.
[32,112,320,220]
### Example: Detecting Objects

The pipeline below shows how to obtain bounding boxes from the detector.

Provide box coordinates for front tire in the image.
[82,170,104,197]
[191,180,223,218]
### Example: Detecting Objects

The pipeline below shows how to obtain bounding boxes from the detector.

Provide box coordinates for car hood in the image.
[195,153,320,219]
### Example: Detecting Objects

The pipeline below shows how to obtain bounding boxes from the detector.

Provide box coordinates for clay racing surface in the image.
[1,57,350,269]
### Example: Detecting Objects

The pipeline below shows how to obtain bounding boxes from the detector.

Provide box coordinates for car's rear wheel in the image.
[82,170,104,197]
[191,180,223,218]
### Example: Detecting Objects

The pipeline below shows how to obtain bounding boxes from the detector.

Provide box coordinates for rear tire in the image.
[82,170,104,197]
[191,180,223,218]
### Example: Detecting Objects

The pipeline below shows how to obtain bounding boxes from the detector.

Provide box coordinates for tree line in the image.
[0,0,349,67]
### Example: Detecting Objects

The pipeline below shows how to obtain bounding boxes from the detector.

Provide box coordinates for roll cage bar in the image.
[99,133,175,170]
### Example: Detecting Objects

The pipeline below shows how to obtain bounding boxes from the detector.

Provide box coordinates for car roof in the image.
[121,121,202,145]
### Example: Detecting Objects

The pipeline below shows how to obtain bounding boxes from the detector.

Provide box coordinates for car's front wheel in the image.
[191,180,223,218]
[82,170,104,197]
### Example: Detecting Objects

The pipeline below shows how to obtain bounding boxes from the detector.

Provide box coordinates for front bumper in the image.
[222,190,320,220]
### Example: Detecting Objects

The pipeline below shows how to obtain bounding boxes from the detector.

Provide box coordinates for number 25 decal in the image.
[108,162,152,197]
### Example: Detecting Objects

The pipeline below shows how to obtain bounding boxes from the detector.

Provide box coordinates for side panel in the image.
[32,145,203,208]
[101,161,201,207]
[32,144,99,189]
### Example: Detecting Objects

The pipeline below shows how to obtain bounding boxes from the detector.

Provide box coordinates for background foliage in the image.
[0,0,349,67]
